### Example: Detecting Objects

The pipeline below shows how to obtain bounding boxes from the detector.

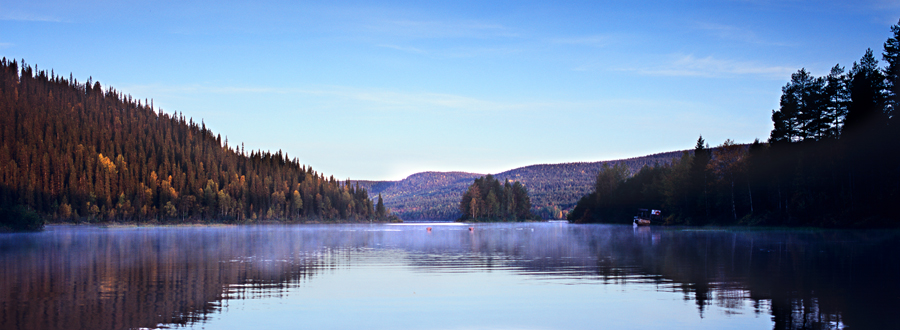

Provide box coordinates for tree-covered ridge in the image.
[364,171,482,220]
[0,58,386,224]
[495,152,682,218]
[458,175,538,222]
[354,152,683,220]
[569,20,900,227]
[568,138,748,225]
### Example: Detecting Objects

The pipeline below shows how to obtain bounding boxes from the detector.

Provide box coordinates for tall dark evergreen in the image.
[845,49,887,136]
[0,58,386,226]
[689,135,711,223]
[375,193,386,220]
[823,64,849,138]
[884,19,900,118]
[882,20,900,197]
[770,69,829,143]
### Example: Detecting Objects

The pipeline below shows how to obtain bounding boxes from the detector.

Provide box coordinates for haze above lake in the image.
[1,223,897,330]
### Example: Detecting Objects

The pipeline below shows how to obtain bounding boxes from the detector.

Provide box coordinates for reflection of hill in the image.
[355,151,684,220]
[3,225,894,330]
[0,227,324,330]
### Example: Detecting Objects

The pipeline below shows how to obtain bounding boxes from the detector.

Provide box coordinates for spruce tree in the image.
[845,49,887,136]
[690,136,711,222]
[376,193,386,219]
[884,19,900,118]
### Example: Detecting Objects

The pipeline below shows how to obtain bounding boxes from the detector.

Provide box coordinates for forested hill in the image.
[356,172,483,220]
[568,21,900,227]
[0,59,382,224]
[355,151,684,220]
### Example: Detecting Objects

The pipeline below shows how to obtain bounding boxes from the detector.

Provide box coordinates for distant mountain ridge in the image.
[355,150,685,220]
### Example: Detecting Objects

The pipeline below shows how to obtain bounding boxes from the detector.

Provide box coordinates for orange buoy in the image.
[426,227,432,232]
[468,227,474,232]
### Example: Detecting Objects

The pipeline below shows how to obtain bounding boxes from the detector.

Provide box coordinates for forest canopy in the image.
[568,19,900,227]
[0,58,392,226]
[458,175,539,222]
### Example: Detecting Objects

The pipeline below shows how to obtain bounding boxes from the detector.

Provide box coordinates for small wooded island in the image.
[458,175,540,222]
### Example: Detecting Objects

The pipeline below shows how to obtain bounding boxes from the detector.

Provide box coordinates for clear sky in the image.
[2,1,899,180]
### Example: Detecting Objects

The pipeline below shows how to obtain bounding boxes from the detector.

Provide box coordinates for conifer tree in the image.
[376,193,386,219]
[884,19,900,117]
[823,64,849,138]
[0,58,385,225]
[845,49,887,136]
[458,176,535,221]
[770,69,828,142]
[690,135,711,222]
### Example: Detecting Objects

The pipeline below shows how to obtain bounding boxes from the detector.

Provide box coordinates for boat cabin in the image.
[633,208,661,226]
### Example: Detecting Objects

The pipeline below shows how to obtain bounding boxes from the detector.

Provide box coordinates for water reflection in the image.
[0,224,897,330]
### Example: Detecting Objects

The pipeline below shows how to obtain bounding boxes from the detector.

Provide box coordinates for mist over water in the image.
[0,223,897,330]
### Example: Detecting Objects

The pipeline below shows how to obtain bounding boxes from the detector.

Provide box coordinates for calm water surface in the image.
[0,223,897,330]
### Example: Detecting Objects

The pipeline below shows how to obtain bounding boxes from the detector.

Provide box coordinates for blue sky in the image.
[2,1,899,180]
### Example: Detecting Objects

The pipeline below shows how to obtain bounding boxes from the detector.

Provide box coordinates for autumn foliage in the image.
[0,58,381,224]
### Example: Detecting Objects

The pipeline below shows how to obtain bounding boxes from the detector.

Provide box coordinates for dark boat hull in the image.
[633,218,651,226]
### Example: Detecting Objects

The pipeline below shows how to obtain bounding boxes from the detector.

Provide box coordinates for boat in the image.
[633,217,651,226]
[633,208,661,226]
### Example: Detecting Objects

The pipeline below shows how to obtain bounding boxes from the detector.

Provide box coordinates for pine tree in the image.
[884,19,900,118]
[770,69,828,142]
[845,49,887,136]
[823,64,849,138]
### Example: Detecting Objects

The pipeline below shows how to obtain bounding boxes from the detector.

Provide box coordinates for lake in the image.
[0,223,897,330]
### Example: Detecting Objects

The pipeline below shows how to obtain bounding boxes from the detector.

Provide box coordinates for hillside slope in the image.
[357,151,684,220]
[0,59,379,223]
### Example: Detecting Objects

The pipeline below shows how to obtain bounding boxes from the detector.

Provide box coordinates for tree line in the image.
[494,152,683,219]
[357,152,683,221]
[0,58,393,228]
[569,20,900,227]
[458,175,539,222]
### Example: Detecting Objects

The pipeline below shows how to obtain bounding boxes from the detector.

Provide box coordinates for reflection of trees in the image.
[395,225,899,330]
[1,225,897,330]
[0,227,327,330]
